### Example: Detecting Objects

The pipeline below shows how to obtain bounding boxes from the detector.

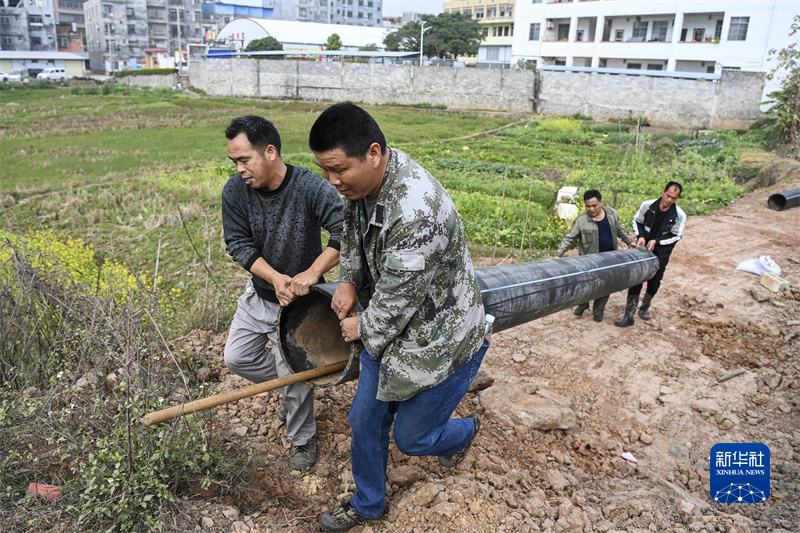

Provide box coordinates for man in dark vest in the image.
[615,182,686,327]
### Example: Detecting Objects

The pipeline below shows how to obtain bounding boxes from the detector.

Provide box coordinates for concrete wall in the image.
[119,73,179,88]
[536,69,763,129]
[188,57,764,129]
[190,57,537,113]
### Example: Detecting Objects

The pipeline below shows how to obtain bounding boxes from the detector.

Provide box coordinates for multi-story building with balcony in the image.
[512,0,797,84]
[0,0,58,51]
[85,0,206,70]
[443,0,515,67]
[328,0,382,26]
[55,0,88,51]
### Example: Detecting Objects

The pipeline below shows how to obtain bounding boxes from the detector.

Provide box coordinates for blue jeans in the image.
[348,340,489,519]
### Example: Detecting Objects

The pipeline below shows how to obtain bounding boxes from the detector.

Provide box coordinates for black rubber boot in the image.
[638,293,654,321]
[614,296,638,328]
[573,302,590,316]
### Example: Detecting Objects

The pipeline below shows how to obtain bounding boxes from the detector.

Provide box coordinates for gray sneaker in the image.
[438,414,481,468]
[319,502,366,532]
[276,400,287,422]
[290,435,317,470]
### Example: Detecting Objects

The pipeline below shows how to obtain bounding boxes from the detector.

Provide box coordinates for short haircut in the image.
[225,115,281,155]
[584,189,602,202]
[308,102,387,159]
[664,181,683,195]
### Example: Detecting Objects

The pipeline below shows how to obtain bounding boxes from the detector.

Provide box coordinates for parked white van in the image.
[37,68,67,80]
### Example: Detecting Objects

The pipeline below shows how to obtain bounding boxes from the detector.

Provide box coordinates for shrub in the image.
[0,237,248,532]
[113,68,178,78]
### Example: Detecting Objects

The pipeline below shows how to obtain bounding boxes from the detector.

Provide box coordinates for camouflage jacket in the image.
[340,148,485,402]
[556,205,633,257]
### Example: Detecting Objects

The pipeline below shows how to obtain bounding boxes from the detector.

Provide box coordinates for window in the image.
[127,24,135,33]
[626,63,641,70]
[102,4,113,15]
[2,36,13,46]
[492,27,497,37]
[346,10,352,16]
[715,19,723,39]
[0,15,10,24]
[504,26,509,36]
[58,0,84,9]
[728,16,748,41]
[149,23,166,35]
[651,20,668,41]
[532,0,542,3]
[483,27,489,38]
[58,35,69,47]
[31,37,42,45]
[126,7,134,17]
[358,0,362,5]
[60,13,84,23]
[647,64,663,71]
[614,29,624,41]
[632,21,648,40]
[557,23,569,40]
[29,15,43,24]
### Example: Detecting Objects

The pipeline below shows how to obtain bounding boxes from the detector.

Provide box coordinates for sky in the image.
[382,0,443,18]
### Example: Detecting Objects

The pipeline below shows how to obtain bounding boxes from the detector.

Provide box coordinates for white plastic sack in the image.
[556,203,580,224]
[735,255,781,277]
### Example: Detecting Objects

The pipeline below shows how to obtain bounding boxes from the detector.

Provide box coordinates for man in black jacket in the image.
[222,115,344,469]
[615,182,686,327]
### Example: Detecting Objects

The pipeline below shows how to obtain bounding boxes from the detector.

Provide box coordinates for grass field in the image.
[0,84,761,334]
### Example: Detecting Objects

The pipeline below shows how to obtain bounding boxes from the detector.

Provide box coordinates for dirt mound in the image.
[171,175,800,532]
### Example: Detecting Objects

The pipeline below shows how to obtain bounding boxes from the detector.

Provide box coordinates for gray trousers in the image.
[224,280,316,446]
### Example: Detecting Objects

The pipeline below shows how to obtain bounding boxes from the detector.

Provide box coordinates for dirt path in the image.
[174,175,800,532]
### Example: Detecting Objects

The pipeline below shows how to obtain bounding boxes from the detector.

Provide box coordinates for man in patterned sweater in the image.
[309,103,490,533]
[222,115,344,469]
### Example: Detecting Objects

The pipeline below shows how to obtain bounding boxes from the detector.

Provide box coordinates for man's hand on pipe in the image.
[332,282,358,320]
[290,270,318,297]
[340,315,361,343]
[273,274,298,307]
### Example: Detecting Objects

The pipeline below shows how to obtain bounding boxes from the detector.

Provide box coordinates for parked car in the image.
[9,68,29,82]
[37,68,67,80]
[0,71,8,82]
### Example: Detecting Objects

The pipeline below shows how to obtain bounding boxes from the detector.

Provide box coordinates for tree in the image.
[359,43,379,51]
[383,14,483,60]
[383,21,421,52]
[424,13,483,59]
[766,15,800,147]
[246,36,283,53]
[325,33,343,51]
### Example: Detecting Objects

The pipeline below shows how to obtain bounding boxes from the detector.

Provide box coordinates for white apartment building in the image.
[512,0,797,93]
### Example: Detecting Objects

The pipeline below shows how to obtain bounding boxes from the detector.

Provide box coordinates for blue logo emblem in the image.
[710,443,770,503]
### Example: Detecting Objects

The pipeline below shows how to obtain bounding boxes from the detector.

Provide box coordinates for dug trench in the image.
[171,176,800,532]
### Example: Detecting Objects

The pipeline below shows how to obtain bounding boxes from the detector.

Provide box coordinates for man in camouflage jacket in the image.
[309,102,489,533]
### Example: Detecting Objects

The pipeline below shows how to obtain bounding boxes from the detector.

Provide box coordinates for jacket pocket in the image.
[385,250,426,272]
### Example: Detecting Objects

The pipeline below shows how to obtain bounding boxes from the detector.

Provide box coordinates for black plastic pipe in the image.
[278,248,659,387]
[767,188,800,211]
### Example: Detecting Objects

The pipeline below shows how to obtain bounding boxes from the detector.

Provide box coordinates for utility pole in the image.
[419,20,430,65]
[176,7,182,72]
